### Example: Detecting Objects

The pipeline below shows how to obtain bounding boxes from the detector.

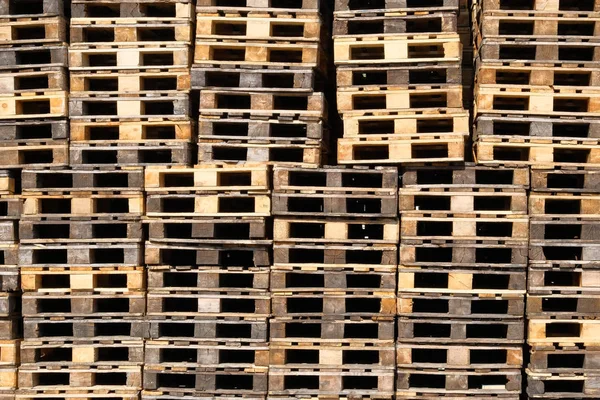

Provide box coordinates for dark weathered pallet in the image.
[23,318,148,340]
[271,267,396,292]
[334,0,458,14]
[400,241,528,268]
[397,343,523,369]
[334,12,457,36]
[145,341,269,368]
[147,266,270,292]
[270,343,395,368]
[148,317,268,342]
[0,17,66,46]
[22,168,143,194]
[396,369,522,396]
[273,192,397,217]
[530,243,600,267]
[0,45,67,70]
[146,194,271,218]
[337,64,461,89]
[530,347,600,372]
[0,140,68,169]
[0,292,19,317]
[400,190,528,214]
[0,319,19,340]
[475,115,600,140]
[272,292,395,317]
[21,194,143,219]
[70,22,193,46]
[529,319,600,346]
[528,267,600,295]
[0,221,16,243]
[144,164,269,193]
[530,218,600,244]
[19,220,143,243]
[274,243,397,269]
[18,244,143,267]
[527,372,600,398]
[527,294,600,317]
[402,164,529,189]
[145,243,271,268]
[0,0,65,17]
[147,219,270,244]
[398,318,525,344]
[147,292,270,317]
[270,317,394,343]
[20,266,144,293]
[0,267,18,292]
[143,367,267,395]
[532,169,600,193]
[192,67,316,92]
[20,339,144,365]
[69,142,193,167]
[479,39,600,64]
[398,293,524,319]
[22,292,145,317]
[274,218,399,244]
[0,198,19,219]
[198,118,325,141]
[398,266,526,294]
[69,45,190,70]
[268,367,394,396]
[197,141,323,167]
[18,366,141,390]
[0,119,67,141]
[476,64,600,87]
[71,1,194,19]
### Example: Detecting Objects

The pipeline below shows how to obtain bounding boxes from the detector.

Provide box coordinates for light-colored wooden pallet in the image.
[69,45,190,71]
[0,17,66,46]
[70,70,190,94]
[0,93,67,119]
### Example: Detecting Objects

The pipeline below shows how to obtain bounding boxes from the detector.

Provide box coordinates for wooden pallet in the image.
[199,91,325,121]
[71,119,193,142]
[273,218,399,244]
[338,134,466,165]
[400,241,528,268]
[0,17,66,46]
[71,1,194,19]
[143,367,267,395]
[398,267,526,295]
[274,243,398,269]
[145,164,269,193]
[400,190,528,214]
[0,119,67,141]
[0,267,18,293]
[22,168,143,194]
[531,169,600,193]
[0,171,14,196]
[396,369,522,396]
[70,70,190,94]
[70,22,193,46]
[0,292,18,317]
[0,45,67,70]
[398,293,524,319]
[274,165,397,190]
[0,68,67,94]
[476,0,600,12]
[268,368,395,396]
[528,294,600,317]
[530,193,600,217]
[401,215,529,241]
[478,39,600,63]
[198,118,325,141]
[197,141,323,167]
[19,243,143,268]
[399,318,525,344]
[334,0,458,14]
[0,140,68,168]
[397,343,523,369]
[197,0,321,12]
[271,267,396,292]
[20,339,144,365]
[18,367,141,390]
[402,164,529,189]
[333,12,457,36]
[271,292,396,317]
[145,243,271,268]
[270,317,394,343]
[476,64,600,87]
[20,266,145,293]
[194,40,320,68]
[16,390,139,400]
[0,368,16,390]
[0,221,16,243]
[147,218,270,244]
[22,292,146,317]
[145,341,268,368]
[148,265,269,292]
[0,0,65,17]
[19,218,143,243]
[529,347,600,372]
[528,267,600,295]
[69,142,193,167]
[147,292,270,317]
[337,64,462,88]
[23,318,148,340]
[146,194,270,218]
[192,67,316,92]
[22,194,144,219]
[273,192,398,217]
[148,317,267,342]
[0,340,18,367]
[69,95,190,119]
[0,93,67,120]
[0,198,19,221]
[527,371,600,398]
[342,112,470,137]
[196,13,321,41]
[270,343,395,368]
[530,218,600,244]
[530,243,600,267]
[334,34,461,65]
[528,319,600,346]
[69,45,190,71]
[338,86,464,115]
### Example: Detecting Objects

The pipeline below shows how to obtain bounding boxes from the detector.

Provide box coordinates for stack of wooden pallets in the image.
[473,0,600,167]
[333,0,468,165]
[143,164,271,400]
[0,171,18,398]
[270,166,398,399]
[17,168,145,400]
[68,0,195,167]
[192,0,329,166]
[0,0,68,168]
[397,164,527,398]
[527,169,600,398]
